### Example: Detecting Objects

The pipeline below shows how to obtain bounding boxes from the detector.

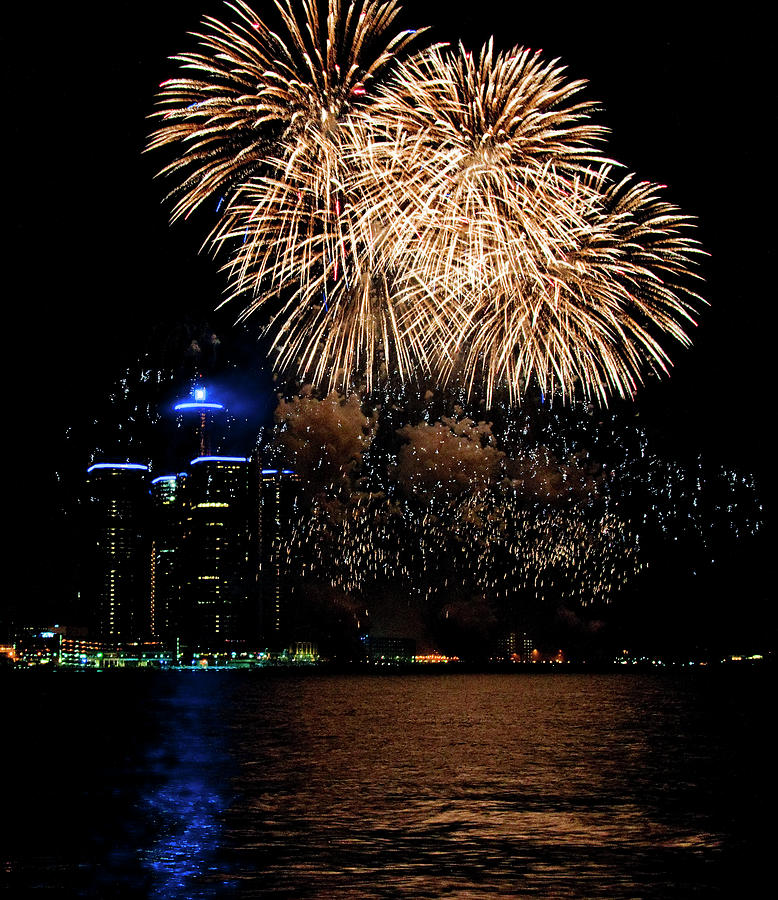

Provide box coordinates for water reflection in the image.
[139,676,235,899]
[216,673,756,898]
[4,669,770,898]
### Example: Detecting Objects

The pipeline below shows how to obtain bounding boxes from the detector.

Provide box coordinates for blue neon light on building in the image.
[173,402,225,412]
[87,463,149,474]
[190,456,250,466]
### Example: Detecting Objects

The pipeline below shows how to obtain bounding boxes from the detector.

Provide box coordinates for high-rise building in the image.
[259,468,300,649]
[149,473,185,642]
[179,456,259,648]
[80,384,302,655]
[83,462,151,643]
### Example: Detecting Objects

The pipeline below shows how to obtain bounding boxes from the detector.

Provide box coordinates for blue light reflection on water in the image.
[142,781,225,897]
[137,676,238,900]
[4,671,241,899]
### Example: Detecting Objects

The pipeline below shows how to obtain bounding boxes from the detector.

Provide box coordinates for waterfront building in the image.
[362,635,416,664]
[494,629,534,662]
[179,456,259,648]
[77,385,304,655]
[149,474,185,642]
[290,641,318,663]
[259,468,300,649]
[83,463,151,642]
[14,627,64,667]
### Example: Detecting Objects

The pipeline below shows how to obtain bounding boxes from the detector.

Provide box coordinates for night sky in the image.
[5,2,771,631]
[8,2,771,464]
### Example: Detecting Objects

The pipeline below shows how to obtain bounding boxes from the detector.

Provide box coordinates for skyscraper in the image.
[83,462,151,642]
[178,456,259,649]
[80,382,302,655]
[149,473,185,642]
[259,468,301,649]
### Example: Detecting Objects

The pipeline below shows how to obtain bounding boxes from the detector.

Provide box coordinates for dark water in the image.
[3,669,772,897]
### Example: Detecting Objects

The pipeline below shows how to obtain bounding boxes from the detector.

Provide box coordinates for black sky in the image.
[6,1,771,478]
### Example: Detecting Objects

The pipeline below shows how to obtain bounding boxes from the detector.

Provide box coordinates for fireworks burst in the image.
[365,42,703,404]
[148,0,423,388]
[150,0,704,404]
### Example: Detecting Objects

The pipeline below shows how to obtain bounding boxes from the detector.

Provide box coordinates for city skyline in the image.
[5,347,767,661]
[6,1,772,653]
[3,7,771,896]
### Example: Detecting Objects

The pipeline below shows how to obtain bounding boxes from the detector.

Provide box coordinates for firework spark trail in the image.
[364,42,704,405]
[149,0,423,390]
[290,488,643,607]
[150,0,704,404]
[277,389,764,616]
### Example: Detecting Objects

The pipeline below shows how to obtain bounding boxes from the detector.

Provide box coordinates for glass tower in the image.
[179,456,259,649]
[83,463,151,643]
[149,473,185,643]
[259,468,300,649]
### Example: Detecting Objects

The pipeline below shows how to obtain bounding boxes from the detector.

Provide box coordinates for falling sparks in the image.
[289,485,644,612]
[263,385,763,641]
[150,0,704,404]
[271,390,643,620]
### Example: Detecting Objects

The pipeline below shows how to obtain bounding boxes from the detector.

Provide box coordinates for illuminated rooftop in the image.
[86,463,149,474]
[151,473,187,485]
[173,401,225,412]
[174,385,224,413]
[190,456,250,466]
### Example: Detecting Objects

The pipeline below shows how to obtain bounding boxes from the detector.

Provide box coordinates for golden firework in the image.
[365,41,703,404]
[150,2,703,404]
[148,0,423,389]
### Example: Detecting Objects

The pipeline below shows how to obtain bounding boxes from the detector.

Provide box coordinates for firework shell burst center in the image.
[148,0,704,404]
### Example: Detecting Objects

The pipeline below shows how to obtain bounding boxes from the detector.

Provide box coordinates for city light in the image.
[189,456,250,465]
[86,463,149,473]
[173,402,225,412]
